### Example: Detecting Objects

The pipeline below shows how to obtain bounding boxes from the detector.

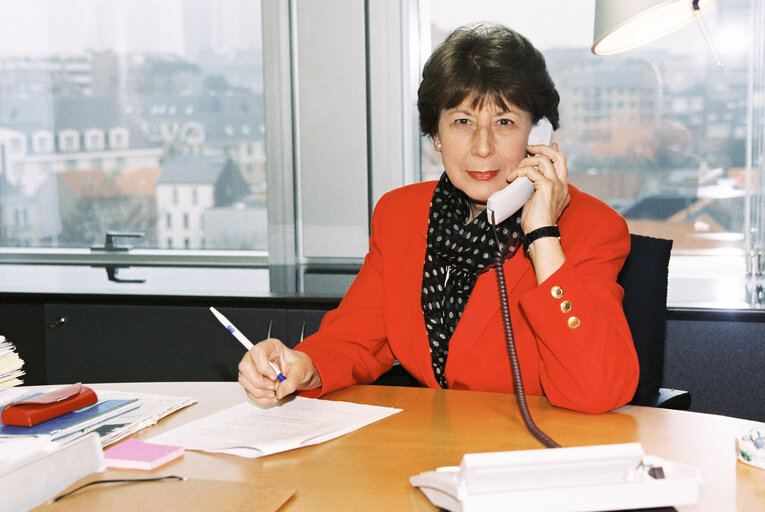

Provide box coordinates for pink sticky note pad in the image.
[104,437,184,470]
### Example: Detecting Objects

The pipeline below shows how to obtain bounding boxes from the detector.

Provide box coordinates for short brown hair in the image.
[418,23,560,138]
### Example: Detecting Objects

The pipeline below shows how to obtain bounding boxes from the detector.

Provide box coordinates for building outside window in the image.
[0,0,266,252]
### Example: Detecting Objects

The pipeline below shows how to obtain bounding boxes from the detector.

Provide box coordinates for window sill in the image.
[667,253,754,310]
[0,254,761,316]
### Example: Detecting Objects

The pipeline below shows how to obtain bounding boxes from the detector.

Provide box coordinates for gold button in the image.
[567,316,581,329]
[560,300,572,313]
[551,286,564,299]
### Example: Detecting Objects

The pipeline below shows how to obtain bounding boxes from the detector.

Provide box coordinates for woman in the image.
[238,23,639,414]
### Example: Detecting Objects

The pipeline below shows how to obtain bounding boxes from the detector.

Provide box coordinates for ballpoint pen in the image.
[209,307,286,382]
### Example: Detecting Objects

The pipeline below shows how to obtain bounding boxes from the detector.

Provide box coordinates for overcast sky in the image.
[0,0,262,58]
[0,0,739,61]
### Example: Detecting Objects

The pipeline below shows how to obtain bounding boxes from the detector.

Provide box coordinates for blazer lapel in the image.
[444,249,533,384]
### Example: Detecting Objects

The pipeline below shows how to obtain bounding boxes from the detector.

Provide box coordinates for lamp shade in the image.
[592,0,717,55]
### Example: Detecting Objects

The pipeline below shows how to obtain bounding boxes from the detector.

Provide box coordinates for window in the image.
[423,0,758,307]
[107,128,128,150]
[9,137,23,153]
[1,0,759,308]
[85,129,105,151]
[59,130,80,152]
[32,131,53,153]
[0,0,266,253]
[14,209,26,227]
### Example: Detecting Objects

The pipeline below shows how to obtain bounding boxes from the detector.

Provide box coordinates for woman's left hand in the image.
[507,142,570,234]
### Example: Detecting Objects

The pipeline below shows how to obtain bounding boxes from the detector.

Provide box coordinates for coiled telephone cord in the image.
[490,216,560,449]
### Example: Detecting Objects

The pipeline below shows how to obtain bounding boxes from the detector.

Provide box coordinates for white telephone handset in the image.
[485,117,554,225]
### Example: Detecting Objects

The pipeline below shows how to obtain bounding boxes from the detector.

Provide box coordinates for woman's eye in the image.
[497,119,514,127]
[455,118,471,126]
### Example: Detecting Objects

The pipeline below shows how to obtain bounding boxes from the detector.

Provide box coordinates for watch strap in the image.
[523,225,560,251]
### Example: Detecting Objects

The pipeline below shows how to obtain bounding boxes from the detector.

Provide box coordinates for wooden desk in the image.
[36,382,765,511]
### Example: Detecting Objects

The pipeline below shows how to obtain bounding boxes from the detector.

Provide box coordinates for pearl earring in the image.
[435,142,442,150]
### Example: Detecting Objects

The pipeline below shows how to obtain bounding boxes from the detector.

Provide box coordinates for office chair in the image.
[618,234,691,410]
[372,362,421,387]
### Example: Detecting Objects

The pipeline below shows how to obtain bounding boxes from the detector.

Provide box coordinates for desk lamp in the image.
[592,0,720,65]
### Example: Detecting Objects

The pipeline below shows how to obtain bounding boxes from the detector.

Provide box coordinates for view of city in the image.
[0,0,266,250]
[425,0,751,254]
[0,0,754,255]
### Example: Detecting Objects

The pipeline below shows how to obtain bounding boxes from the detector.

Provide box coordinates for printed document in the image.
[89,390,196,446]
[148,397,401,458]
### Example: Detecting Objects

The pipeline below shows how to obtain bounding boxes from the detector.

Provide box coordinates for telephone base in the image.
[410,443,701,512]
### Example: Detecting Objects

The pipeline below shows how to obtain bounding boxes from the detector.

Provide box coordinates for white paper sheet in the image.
[147,396,401,458]
[86,390,196,446]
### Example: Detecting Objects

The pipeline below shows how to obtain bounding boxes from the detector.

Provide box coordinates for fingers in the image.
[238,352,277,405]
[237,338,294,406]
[512,145,570,231]
[523,144,568,183]
[237,338,321,406]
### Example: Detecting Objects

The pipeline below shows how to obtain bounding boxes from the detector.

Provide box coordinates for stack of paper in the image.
[86,390,196,447]
[0,397,142,442]
[0,335,24,390]
[0,385,195,448]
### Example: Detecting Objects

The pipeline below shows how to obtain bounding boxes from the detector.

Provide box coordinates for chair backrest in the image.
[617,234,673,401]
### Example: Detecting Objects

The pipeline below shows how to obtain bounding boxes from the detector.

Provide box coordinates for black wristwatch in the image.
[523,226,560,251]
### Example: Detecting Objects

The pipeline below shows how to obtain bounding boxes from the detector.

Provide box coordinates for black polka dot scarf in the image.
[421,173,523,388]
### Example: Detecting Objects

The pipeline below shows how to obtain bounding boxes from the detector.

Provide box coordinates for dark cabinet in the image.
[0,301,46,385]
[286,309,328,345]
[44,303,290,384]
[0,297,333,385]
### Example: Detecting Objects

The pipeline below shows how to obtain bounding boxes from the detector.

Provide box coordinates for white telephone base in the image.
[410,443,701,512]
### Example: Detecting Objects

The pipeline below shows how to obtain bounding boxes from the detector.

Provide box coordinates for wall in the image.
[294,0,369,259]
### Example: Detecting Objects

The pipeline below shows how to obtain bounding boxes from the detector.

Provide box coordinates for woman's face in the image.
[434,97,532,216]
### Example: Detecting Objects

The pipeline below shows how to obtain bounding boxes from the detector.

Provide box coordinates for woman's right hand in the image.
[237,338,322,406]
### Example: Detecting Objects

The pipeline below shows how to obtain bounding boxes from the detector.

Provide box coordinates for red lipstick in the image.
[467,170,499,181]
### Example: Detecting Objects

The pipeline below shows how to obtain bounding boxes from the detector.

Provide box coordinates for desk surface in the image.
[35,382,765,511]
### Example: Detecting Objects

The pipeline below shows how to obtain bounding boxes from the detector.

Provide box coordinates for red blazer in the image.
[297,181,639,413]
